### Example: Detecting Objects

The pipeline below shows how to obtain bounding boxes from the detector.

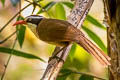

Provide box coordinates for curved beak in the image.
[13,20,27,26]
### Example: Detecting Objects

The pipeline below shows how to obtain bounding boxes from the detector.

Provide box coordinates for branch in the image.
[41,0,94,80]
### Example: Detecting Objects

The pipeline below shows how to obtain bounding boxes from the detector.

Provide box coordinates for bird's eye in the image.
[25,17,32,22]
[27,18,32,22]
[29,18,32,21]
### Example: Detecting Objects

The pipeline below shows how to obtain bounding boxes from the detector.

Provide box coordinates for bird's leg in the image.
[48,45,69,62]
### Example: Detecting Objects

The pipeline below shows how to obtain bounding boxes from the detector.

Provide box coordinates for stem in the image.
[32,0,37,14]
[1,38,17,80]
[25,0,51,17]
[0,3,32,33]
[0,31,17,44]
[72,71,106,80]
[59,71,106,80]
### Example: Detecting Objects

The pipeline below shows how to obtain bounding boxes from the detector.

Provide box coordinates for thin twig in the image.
[0,3,32,33]
[25,0,42,6]
[25,0,31,3]
[72,71,106,80]
[0,31,17,44]
[32,0,36,14]
[25,0,38,14]
[59,70,106,80]
[25,0,41,7]
[25,0,51,17]
[1,37,17,80]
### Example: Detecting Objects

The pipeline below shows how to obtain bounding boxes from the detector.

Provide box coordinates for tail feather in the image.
[75,35,111,67]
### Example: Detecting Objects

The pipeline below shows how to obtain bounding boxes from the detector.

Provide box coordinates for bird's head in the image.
[13,15,44,37]
[13,15,44,28]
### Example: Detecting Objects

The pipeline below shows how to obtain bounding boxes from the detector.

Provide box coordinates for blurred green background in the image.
[0,0,108,80]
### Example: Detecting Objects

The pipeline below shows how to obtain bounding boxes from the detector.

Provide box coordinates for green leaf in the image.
[17,25,26,48]
[82,26,107,53]
[69,43,77,61]
[79,75,94,80]
[37,1,56,14]
[61,1,74,9]
[55,3,66,20]
[1,0,5,6]
[86,15,106,30]
[16,16,26,48]
[0,47,45,62]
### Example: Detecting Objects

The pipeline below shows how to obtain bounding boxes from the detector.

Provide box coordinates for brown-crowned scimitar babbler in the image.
[13,15,111,67]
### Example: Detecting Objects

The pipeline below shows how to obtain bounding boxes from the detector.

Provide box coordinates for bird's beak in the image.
[13,20,27,26]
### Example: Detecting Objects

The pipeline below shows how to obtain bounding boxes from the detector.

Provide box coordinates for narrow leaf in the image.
[17,25,26,48]
[79,75,94,80]
[55,3,66,20]
[16,16,26,48]
[82,26,107,53]
[1,0,5,6]
[0,47,45,62]
[86,15,106,30]
[61,1,74,9]
[37,1,56,14]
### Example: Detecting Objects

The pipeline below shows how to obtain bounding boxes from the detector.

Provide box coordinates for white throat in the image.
[27,23,39,38]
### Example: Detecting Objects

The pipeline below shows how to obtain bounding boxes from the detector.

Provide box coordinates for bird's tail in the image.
[75,35,111,67]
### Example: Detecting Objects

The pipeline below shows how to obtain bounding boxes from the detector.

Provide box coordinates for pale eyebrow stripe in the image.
[27,16,43,19]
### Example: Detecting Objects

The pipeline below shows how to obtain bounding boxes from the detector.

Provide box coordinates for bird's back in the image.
[36,18,81,46]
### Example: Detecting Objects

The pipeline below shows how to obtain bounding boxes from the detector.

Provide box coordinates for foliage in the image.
[16,16,26,48]
[0,47,45,62]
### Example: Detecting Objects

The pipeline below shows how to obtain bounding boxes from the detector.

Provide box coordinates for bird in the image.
[13,15,111,67]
